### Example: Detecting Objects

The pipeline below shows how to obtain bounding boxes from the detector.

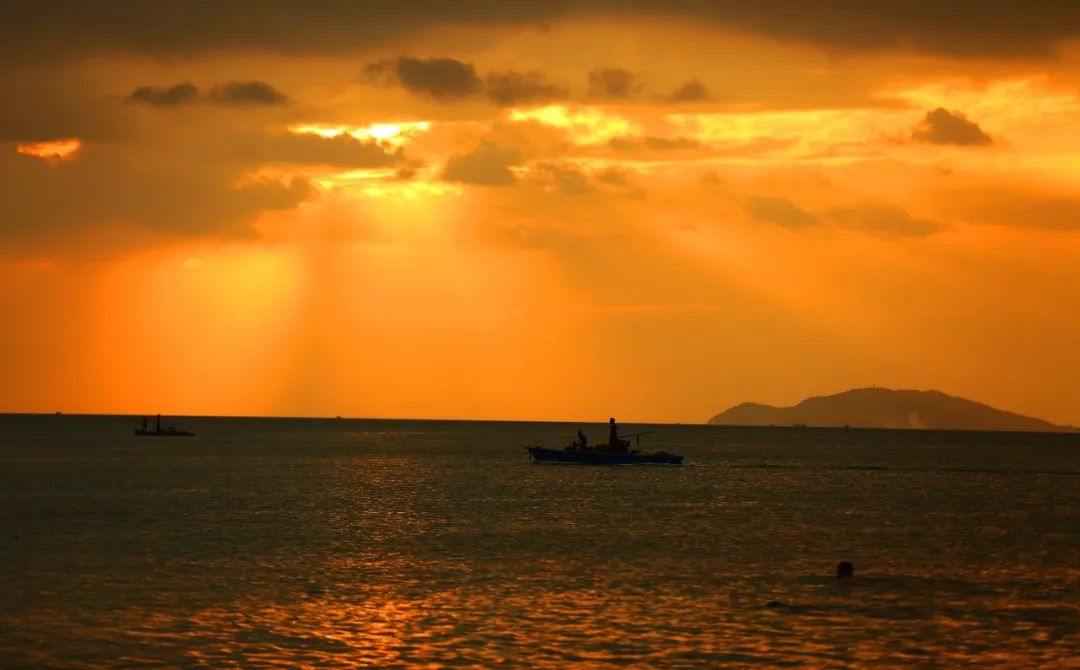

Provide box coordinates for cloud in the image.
[530,162,593,194]
[911,108,992,146]
[597,168,630,186]
[826,204,943,237]
[233,177,313,210]
[606,135,790,161]
[715,137,798,157]
[487,224,605,252]
[676,2,1080,57]
[0,76,128,142]
[4,3,1080,61]
[128,82,199,107]
[587,68,638,100]
[366,60,566,105]
[667,78,710,102]
[474,119,573,162]
[237,132,402,167]
[524,162,647,198]
[609,136,705,151]
[745,197,943,236]
[208,80,289,106]
[0,147,313,256]
[442,144,521,185]
[484,70,567,106]
[745,196,822,229]
[367,57,482,101]
[941,187,1080,230]
[594,166,645,198]
[126,81,289,108]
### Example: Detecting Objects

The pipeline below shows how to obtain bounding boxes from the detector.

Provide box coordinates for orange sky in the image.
[2,5,1079,424]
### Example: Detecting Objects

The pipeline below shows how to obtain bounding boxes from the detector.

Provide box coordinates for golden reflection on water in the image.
[31,574,1061,669]
[2,418,1078,667]
[5,558,1078,666]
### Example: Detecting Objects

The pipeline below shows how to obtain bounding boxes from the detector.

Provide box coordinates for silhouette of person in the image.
[608,417,618,449]
[837,561,854,580]
[577,430,588,450]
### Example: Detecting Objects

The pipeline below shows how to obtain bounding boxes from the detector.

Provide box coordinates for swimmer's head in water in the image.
[837,561,854,579]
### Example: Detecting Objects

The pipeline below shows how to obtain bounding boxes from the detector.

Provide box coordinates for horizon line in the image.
[1,411,1076,435]
[0,410,699,426]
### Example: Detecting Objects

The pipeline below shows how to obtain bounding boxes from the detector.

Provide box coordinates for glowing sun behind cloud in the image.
[288,121,432,148]
[16,138,82,161]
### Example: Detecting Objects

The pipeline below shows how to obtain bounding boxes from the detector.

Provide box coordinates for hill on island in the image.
[708,387,1063,432]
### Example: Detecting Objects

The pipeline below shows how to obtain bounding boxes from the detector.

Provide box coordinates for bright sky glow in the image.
[288,121,432,148]
[16,138,82,161]
[4,10,1080,425]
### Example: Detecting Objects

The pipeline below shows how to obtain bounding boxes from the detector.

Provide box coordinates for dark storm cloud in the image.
[667,78,711,102]
[442,144,521,185]
[208,81,289,106]
[587,68,639,100]
[127,83,199,107]
[484,70,568,106]
[826,204,943,237]
[3,2,1078,61]
[745,196,822,229]
[911,108,993,146]
[367,57,483,101]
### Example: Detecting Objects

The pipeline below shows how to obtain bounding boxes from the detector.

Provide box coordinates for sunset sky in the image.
[2,2,1080,424]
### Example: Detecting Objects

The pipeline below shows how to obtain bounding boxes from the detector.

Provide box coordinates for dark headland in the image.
[709,387,1069,432]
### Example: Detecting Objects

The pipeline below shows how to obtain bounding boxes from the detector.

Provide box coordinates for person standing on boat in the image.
[608,417,619,451]
[576,430,588,450]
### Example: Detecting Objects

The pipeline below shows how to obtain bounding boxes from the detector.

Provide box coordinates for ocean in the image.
[1,414,1078,667]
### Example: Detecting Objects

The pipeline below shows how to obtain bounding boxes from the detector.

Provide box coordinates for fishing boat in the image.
[526,446,683,465]
[526,431,682,465]
[134,414,194,437]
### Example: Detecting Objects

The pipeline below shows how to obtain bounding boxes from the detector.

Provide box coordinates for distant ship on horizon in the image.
[134,414,194,437]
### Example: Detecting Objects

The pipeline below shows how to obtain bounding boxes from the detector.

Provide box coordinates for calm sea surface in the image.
[1,415,1078,668]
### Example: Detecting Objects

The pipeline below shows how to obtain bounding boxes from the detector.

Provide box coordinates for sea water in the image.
[1,415,1078,667]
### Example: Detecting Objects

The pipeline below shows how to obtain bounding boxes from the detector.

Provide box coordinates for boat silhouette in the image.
[134,414,194,437]
[527,431,683,465]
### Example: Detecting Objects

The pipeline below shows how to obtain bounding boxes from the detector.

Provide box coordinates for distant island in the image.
[708,387,1067,432]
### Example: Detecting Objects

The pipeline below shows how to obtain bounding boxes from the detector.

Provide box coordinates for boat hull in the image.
[527,446,682,465]
[134,430,194,437]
